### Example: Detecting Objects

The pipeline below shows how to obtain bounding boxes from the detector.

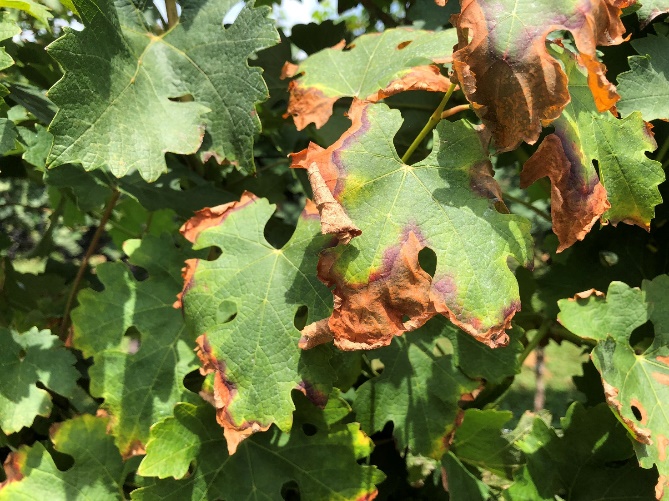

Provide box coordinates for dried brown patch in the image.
[375,66,452,100]
[174,258,198,309]
[602,380,652,444]
[578,53,620,112]
[0,452,23,488]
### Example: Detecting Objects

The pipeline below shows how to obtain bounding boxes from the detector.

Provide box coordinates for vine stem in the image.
[59,189,120,340]
[503,192,552,222]
[401,82,457,164]
[440,104,471,119]
[552,324,597,347]
[518,321,550,365]
[165,0,179,28]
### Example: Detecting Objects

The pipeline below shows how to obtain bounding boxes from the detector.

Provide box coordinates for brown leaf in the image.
[451,0,626,151]
[196,335,270,454]
[521,134,610,252]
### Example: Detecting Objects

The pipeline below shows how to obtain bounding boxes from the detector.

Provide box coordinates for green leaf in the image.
[134,394,384,500]
[634,0,669,28]
[442,452,491,501]
[0,415,126,500]
[284,27,457,129]
[47,0,278,181]
[71,234,200,456]
[18,124,52,168]
[181,194,335,452]
[0,13,20,105]
[0,118,18,155]
[353,319,479,459]
[505,403,658,500]
[524,46,664,236]
[294,101,532,350]
[0,0,52,26]
[0,327,78,434]
[558,275,669,495]
[617,31,669,121]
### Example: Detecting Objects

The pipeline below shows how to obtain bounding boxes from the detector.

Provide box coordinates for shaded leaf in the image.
[0,327,78,434]
[0,415,126,500]
[617,31,669,121]
[47,0,278,181]
[558,276,669,498]
[353,319,479,459]
[635,0,669,28]
[523,46,664,242]
[293,101,532,350]
[283,27,456,129]
[452,0,627,151]
[442,452,491,501]
[0,118,18,155]
[505,403,658,500]
[134,394,384,500]
[0,14,20,105]
[71,235,200,456]
[180,193,335,453]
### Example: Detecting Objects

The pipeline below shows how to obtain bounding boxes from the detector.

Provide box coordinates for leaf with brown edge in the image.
[292,100,533,351]
[282,27,457,129]
[522,45,664,250]
[179,193,336,453]
[558,276,669,498]
[451,0,626,152]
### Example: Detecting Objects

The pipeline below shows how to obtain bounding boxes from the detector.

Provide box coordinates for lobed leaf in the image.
[47,0,278,181]
[71,234,200,456]
[283,27,457,129]
[617,30,669,121]
[451,0,627,151]
[293,100,533,350]
[0,327,78,434]
[558,275,669,498]
[134,394,384,500]
[180,193,335,453]
[0,415,126,500]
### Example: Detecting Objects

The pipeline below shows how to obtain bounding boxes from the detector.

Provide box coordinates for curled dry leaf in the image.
[282,27,457,129]
[293,100,532,351]
[451,0,627,152]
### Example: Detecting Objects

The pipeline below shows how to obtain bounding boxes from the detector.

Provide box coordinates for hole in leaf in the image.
[128,264,149,281]
[123,327,141,354]
[281,480,300,500]
[401,315,411,323]
[168,94,194,102]
[397,40,412,49]
[264,216,296,249]
[217,301,237,325]
[631,405,642,421]
[17,349,26,361]
[204,247,222,261]
[418,247,437,277]
[183,368,205,394]
[301,423,317,436]
[628,320,654,355]
[294,305,308,331]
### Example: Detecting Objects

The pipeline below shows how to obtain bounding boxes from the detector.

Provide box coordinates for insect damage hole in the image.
[294,305,308,331]
[631,405,643,421]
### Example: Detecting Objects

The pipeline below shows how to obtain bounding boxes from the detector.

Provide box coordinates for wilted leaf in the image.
[0,415,126,500]
[451,0,627,151]
[180,193,335,453]
[617,31,669,121]
[505,403,658,500]
[134,394,384,500]
[523,46,664,245]
[353,319,479,459]
[47,0,278,181]
[283,27,456,129]
[0,327,78,434]
[558,276,669,498]
[71,235,200,456]
[293,100,532,350]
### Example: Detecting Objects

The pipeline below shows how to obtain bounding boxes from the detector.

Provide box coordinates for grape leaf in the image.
[0,14,19,105]
[293,101,533,350]
[558,276,669,498]
[283,27,457,129]
[353,319,479,459]
[635,0,669,28]
[47,0,278,181]
[71,234,200,456]
[179,193,335,453]
[134,394,384,500]
[523,46,664,241]
[504,403,658,500]
[0,118,18,155]
[0,415,126,500]
[442,452,491,501]
[617,31,669,121]
[0,327,78,434]
[0,0,52,26]
[451,0,627,151]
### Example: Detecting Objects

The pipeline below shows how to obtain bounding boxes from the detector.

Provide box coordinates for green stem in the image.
[401,83,457,164]
[165,0,179,28]
[519,321,551,365]
[503,192,552,222]
[552,324,597,347]
[59,189,120,340]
